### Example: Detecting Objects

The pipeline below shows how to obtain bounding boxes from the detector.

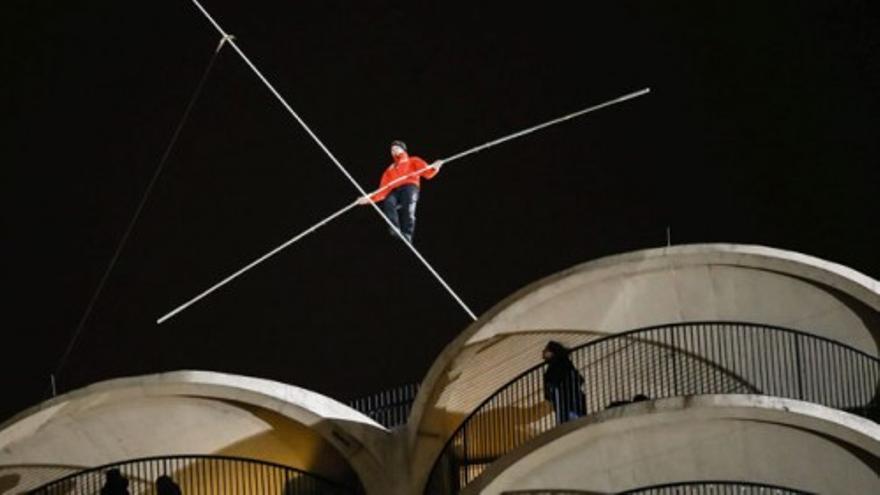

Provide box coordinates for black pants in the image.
[381,184,419,243]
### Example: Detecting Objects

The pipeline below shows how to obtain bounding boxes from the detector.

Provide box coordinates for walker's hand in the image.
[356,196,372,205]
[430,160,445,170]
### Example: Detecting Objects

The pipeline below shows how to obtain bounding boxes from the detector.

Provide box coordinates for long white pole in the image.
[157,86,649,325]
[441,88,650,165]
[157,201,359,324]
[353,88,652,202]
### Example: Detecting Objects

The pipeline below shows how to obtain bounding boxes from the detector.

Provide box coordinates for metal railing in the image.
[503,481,812,494]
[347,382,419,429]
[29,455,356,494]
[621,480,813,494]
[425,322,880,494]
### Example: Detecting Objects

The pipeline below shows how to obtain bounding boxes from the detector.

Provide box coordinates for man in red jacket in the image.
[357,140,443,243]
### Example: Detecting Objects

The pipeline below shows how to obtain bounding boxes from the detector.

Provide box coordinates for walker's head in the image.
[390,140,407,158]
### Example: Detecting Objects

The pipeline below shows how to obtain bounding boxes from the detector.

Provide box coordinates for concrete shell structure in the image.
[2,244,878,494]
[464,396,880,494]
[0,371,391,493]
[407,244,880,493]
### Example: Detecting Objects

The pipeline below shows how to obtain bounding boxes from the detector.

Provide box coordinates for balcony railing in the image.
[621,481,813,494]
[425,321,880,494]
[29,455,356,494]
[502,481,812,494]
[347,382,419,429]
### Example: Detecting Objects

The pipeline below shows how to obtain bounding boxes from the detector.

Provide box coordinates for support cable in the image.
[50,39,229,391]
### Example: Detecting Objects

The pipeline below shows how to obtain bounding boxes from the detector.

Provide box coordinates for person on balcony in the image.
[156,475,182,495]
[356,140,444,243]
[542,341,587,424]
[100,468,130,495]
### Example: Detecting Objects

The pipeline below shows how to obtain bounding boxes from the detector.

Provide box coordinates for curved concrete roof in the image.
[406,244,880,490]
[465,243,879,347]
[0,371,391,493]
[468,395,880,494]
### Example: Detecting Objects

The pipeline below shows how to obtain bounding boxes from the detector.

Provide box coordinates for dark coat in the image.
[543,353,587,415]
[99,470,130,495]
[156,475,182,495]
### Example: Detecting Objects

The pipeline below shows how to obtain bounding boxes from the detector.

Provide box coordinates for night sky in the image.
[4,1,878,422]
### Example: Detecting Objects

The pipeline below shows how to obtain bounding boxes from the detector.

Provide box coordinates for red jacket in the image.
[369,153,438,202]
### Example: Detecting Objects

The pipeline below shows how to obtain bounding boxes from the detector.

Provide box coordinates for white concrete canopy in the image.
[407,244,880,492]
[0,371,392,493]
[466,395,880,494]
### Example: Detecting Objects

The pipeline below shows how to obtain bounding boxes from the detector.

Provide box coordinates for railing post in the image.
[458,425,467,489]
[794,335,804,399]
[671,326,680,396]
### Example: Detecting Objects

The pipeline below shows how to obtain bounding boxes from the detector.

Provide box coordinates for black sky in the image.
[4,1,879,422]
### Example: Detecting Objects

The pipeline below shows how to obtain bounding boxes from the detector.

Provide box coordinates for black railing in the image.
[29,455,356,494]
[347,382,419,429]
[621,480,813,494]
[502,481,812,494]
[425,322,880,494]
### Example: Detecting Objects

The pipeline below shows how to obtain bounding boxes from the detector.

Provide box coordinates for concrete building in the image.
[2,244,878,494]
